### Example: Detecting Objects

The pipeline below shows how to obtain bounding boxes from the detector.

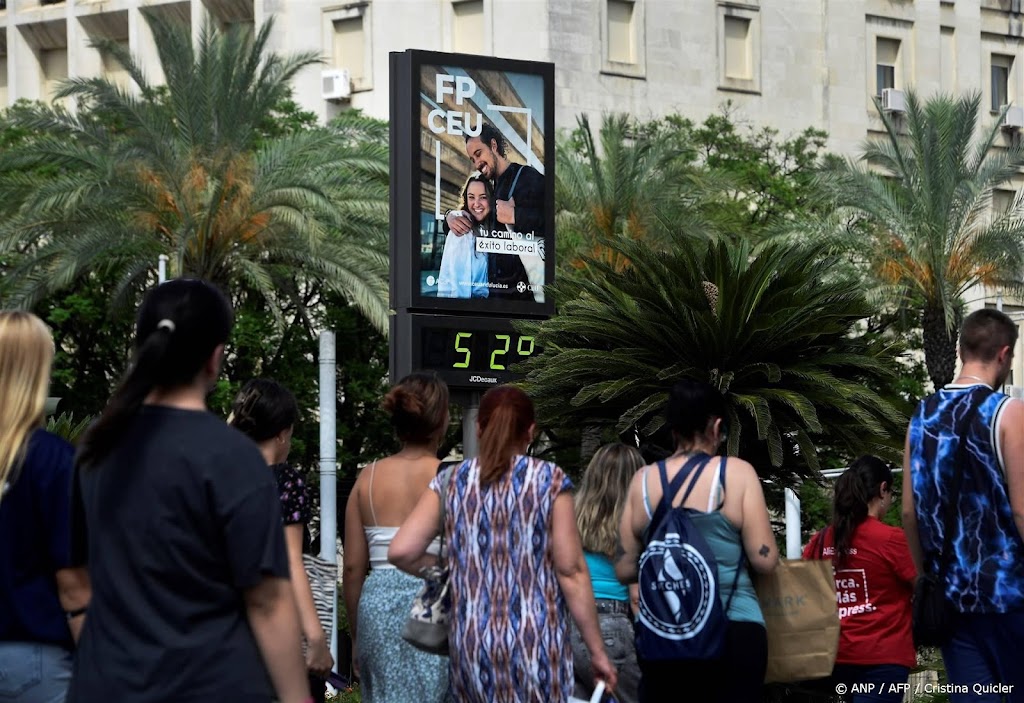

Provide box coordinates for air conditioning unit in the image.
[1003,105,1024,131]
[322,68,352,102]
[881,88,907,114]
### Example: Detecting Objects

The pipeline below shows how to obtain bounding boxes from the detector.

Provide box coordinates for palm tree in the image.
[555,114,723,270]
[823,91,1024,389]
[0,12,389,331]
[515,234,909,484]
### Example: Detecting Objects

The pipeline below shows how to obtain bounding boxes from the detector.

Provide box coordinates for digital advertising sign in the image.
[389,50,555,318]
[389,50,555,391]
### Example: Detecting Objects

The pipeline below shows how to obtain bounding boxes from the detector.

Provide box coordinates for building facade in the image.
[2,0,1024,384]
[4,0,1024,158]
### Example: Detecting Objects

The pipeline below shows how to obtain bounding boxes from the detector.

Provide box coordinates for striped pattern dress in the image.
[431,455,574,703]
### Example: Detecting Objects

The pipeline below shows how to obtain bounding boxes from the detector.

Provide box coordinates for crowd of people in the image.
[2,280,1023,703]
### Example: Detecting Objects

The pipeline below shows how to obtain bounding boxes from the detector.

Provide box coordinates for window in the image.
[332,15,365,87]
[717,4,760,93]
[876,37,900,97]
[601,0,645,78]
[724,16,751,80]
[607,0,636,64]
[0,33,6,107]
[452,1,484,55]
[993,189,1015,216]
[992,54,1012,112]
[940,27,956,94]
[0,55,7,108]
[323,4,372,92]
[40,47,67,99]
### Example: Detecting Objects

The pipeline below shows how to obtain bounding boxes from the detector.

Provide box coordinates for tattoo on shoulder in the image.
[759,544,771,558]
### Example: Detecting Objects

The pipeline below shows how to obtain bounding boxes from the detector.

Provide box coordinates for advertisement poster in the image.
[416,62,551,313]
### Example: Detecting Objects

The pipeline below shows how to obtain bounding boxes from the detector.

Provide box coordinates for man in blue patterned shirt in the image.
[903,308,1024,702]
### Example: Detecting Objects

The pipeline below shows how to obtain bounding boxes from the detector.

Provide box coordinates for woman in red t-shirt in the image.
[803,456,917,703]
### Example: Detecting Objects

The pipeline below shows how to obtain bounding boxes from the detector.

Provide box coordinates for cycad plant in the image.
[516,235,909,484]
[0,12,389,331]
[45,412,93,445]
[823,91,1024,388]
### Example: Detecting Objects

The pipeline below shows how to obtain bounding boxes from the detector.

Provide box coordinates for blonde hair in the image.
[0,312,55,495]
[575,443,644,557]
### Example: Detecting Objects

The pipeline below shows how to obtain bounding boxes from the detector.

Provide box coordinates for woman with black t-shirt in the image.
[229,378,334,702]
[68,279,311,703]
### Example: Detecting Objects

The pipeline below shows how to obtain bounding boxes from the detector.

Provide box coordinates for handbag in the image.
[912,387,994,647]
[400,466,455,655]
[755,554,840,683]
[302,552,338,650]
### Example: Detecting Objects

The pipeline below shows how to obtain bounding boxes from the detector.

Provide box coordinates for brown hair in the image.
[959,308,1019,363]
[477,385,535,484]
[575,443,644,556]
[381,372,449,444]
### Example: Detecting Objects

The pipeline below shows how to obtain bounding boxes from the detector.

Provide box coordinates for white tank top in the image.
[362,460,441,569]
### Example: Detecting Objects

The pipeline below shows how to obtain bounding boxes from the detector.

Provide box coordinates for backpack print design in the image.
[636,454,739,661]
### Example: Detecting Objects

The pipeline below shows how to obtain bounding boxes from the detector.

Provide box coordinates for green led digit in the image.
[517,335,536,357]
[453,332,472,368]
[490,334,511,370]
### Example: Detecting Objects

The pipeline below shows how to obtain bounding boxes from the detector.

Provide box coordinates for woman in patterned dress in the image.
[229,378,334,703]
[390,385,617,703]
[342,372,450,702]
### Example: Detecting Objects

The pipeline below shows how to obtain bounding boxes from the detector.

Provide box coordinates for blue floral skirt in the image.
[356,568,449,703]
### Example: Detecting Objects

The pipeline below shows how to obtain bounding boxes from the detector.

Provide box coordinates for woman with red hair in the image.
[390,385,617,702]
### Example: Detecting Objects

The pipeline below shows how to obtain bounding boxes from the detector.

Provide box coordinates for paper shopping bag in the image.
[755,559,840,683]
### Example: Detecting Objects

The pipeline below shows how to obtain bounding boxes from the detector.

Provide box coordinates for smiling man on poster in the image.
[446,122,545,302]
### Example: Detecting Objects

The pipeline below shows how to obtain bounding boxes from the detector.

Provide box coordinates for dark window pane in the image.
[876,65,895,96]
[992,64,1010,111]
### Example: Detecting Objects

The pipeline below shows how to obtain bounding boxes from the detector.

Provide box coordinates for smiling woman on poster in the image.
[446,123,544,302]
[437,175,491,299]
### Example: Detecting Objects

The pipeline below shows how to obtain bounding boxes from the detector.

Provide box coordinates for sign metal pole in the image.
[462,392,480,459]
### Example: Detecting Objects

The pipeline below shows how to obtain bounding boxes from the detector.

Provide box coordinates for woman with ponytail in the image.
[342,372,450,702]
[390,385,617,702]
[229,379,334,703]
[803,455,917,703]
[0,312,89,703]
[67,280,311,703]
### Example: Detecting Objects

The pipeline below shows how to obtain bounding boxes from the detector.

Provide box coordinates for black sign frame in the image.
[388,49,556,319]
[391,311,539,390]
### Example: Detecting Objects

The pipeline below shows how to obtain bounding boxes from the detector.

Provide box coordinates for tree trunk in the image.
[921,306,960,390]
[580,425,602,467]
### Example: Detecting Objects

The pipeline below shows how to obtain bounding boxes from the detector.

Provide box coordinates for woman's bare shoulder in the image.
[721,456,762,495]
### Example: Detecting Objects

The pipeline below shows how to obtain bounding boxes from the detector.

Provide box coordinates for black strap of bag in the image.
[652,454,744,614]
[934,387,994,578]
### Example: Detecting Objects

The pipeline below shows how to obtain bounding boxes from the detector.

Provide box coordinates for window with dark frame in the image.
[876,37,899,97]
[992,54,1012,112]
